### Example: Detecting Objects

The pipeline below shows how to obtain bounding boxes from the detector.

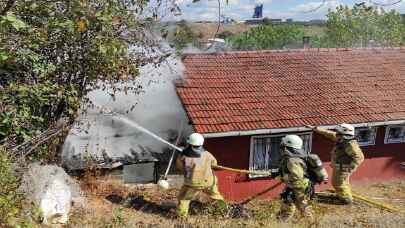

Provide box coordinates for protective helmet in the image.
[336,123,355,136]
[281,135,303,150]
[187,133,204,146]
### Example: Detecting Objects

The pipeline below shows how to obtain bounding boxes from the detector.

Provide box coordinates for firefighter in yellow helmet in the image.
[175,133,224,219]
[306,124,364,204]
[276,135,313,221]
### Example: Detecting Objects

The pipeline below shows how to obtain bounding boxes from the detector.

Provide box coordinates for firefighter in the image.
[306,124,364,204]
[175,133,225,219]
[276,135,313,221]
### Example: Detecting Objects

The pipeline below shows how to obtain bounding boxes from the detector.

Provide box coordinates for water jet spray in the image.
[94,104,184,189]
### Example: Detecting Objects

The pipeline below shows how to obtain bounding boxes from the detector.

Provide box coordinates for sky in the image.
[162,0,405,21]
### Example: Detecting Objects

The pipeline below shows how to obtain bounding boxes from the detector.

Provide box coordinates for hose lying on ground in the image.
[212,165,405,215]
[323,189,405,215]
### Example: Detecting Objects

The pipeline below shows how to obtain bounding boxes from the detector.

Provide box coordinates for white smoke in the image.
[62,50,193,170]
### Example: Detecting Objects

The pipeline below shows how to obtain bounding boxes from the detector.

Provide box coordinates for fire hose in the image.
[92,106,405,214]
[321,189,405,215]
[212,164,405,214]
[212,165,273,176]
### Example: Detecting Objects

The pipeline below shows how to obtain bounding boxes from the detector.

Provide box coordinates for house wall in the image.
[204,126,405,202]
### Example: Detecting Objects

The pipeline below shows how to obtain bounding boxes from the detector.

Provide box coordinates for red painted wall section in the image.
[214,170,284,203]
[206,126,405,202]
[204,136,251,169]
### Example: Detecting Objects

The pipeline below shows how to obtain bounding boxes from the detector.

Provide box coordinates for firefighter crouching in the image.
[275,135,327,221]
[307,124,364,204]
[176,133,225,219]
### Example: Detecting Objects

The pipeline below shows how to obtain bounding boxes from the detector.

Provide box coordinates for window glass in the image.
[355,127,377,146]
[385,125,405,143]
[250,133,312,177]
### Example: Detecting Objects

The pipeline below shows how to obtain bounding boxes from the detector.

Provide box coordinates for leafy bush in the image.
[171,21,199,50]
[317,5,405,48]
[227,24,304,50]
[0,0,148,159]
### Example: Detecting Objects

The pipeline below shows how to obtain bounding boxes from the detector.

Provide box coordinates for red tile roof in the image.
[176,48,405,134]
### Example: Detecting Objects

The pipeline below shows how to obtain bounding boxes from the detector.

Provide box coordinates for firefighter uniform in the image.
[277,135,313,221]
[314,127,364,203]
[279,156,313,221]
[176,149,224,219]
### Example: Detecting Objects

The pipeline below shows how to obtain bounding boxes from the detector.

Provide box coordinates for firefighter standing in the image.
[306,124,364,204]
[276,135,313,221]
[175,133,224,219]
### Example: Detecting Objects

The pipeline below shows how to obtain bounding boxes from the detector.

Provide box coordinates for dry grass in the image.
[68,177,405,228]
[189,22,251,41]
[189,22,326,42]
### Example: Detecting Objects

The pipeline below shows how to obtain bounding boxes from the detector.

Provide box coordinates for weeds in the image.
[107,207,126,228]
[0,149,23,226]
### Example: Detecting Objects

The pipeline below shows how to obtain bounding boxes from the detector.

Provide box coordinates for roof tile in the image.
[176,49,405,134]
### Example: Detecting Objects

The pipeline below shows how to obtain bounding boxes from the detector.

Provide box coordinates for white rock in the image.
[20,164,85,225]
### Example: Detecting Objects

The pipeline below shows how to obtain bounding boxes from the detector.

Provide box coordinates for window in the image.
[249,133,312,177]
[355,127,377,146]
[385,125,405,144]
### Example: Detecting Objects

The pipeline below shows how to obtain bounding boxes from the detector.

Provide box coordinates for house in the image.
[176,48,405,202]
[62,56,192,182]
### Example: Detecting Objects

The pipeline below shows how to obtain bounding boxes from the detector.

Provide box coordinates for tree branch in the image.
[0,0,16,16]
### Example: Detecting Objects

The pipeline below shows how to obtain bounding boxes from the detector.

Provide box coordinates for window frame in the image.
[355,127,378,147]
[384,125,405,144]
[249,132,313,178]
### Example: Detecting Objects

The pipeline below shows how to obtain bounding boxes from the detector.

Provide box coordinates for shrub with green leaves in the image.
[317,5,405,48]
[171,21,200,50]
[227,24,304,50]
[0,0,151,159]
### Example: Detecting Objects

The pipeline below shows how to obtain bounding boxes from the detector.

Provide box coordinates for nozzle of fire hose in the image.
[157,179,170,190]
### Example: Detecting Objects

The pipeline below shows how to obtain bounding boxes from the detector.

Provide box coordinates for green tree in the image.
[171,21,199,50]
[322,5,405,47]
[227,24,304,50]
[0,0,154,160]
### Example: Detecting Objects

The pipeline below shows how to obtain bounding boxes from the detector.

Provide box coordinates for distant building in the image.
[245,18,283,25]
[221,16,236,24]
[269,18,282,24]
[245,18,265,25]
[252,4,263,18]
[294,19,326,26]
[286,18,293,23]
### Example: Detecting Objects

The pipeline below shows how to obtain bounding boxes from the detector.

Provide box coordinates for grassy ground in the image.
[68,177,405,228]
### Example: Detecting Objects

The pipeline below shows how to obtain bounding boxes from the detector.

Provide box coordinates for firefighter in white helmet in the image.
[306,123,364,204]
[275,135,314,221]
[175,133,224,219]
